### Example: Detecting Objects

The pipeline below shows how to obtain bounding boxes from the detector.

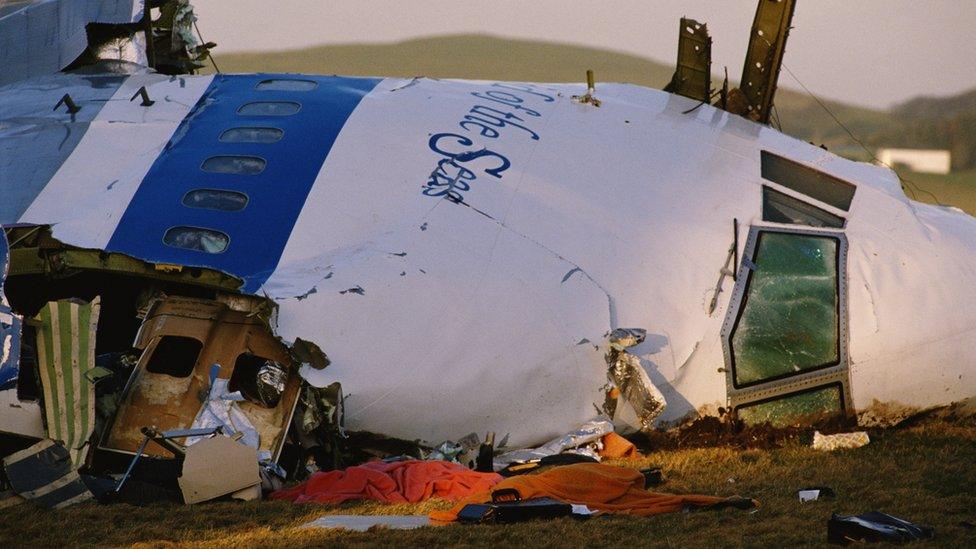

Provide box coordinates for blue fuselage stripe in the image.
[105,74,381,292]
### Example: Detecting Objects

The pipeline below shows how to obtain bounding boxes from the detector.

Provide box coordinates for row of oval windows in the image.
[163,79,317,254]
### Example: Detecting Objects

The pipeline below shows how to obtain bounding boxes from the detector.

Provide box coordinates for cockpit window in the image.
[730,231,839,387]
[201,155,266,175]
[163,226,229,254]
[255,79,317,91]
[182,189,248,212]
[219,127,283,143]
[761,151,856,211]
[145,336,202,378]
[237,101,301,116]
[762,186,845,228]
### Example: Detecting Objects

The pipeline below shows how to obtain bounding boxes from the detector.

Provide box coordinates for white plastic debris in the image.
[798,490,820,502]
[186,377,260,449]
[812,430,869,451]
[301,515,431,531]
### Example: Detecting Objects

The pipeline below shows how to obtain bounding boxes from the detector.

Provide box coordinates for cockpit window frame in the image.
[760,150,857,212]
[720,225,852,416]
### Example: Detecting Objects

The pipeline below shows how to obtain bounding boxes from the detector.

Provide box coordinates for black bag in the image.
[457,488,575,524]
[827,511,934,544]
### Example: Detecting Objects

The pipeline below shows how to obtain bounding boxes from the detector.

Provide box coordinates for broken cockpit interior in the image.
[0,225,341,506]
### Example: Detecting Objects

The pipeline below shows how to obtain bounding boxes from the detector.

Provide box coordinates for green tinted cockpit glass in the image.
[731,232,839,386]
[762,186,845,228]
[761,151,856,211]
[737,385,843,427]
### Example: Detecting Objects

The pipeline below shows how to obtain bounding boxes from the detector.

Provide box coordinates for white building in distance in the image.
[876,148,951,174]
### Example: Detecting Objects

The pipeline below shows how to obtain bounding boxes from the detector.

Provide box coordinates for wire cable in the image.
[779,62,943,205]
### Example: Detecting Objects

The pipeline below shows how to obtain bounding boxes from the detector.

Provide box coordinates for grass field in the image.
[2,416,973,547]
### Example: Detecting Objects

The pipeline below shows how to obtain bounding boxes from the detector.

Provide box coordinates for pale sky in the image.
[193,0,976,109]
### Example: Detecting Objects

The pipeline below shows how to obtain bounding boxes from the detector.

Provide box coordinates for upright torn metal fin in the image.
[663,18,712,103]
[738,0,797,123]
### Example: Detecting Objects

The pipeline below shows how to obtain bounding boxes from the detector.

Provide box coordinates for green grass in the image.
[2,419,974,547]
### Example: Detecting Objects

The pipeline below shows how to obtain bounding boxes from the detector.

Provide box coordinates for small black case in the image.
[457,488,574,524]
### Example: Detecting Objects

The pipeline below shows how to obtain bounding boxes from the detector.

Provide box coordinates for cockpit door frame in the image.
[720,225,853,417]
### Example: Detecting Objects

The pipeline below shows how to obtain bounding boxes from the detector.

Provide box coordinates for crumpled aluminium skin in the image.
[255,361,286,408]
[493,418,614,469]
[604,328,667,431]
[187,377,260,449]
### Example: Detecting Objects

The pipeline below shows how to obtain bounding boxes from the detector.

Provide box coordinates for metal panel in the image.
[739,0,797,123]
[663,18,712,103]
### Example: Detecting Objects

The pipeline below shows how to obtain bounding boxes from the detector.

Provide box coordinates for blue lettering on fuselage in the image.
[423,83,556,203]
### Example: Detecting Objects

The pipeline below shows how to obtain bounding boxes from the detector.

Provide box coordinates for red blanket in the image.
[270,460,502,504]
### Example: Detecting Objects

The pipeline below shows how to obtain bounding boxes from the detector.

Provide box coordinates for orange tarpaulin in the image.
[270,460,502,504]
[598,432,642,460]
[430,463,743,522]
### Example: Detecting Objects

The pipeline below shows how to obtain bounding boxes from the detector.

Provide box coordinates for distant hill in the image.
[869,89,976,170]
[209,34,976,171]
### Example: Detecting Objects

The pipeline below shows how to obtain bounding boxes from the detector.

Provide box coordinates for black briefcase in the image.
[457,488,575,524]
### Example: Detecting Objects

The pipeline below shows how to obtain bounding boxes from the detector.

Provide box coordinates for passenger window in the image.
[163,226,229,254]
[145,336,202,378]
[237,101,301,116]
[182,189,248,212]
[255,79,317,91]
[762,186,845,228]
[219,127,283,143]
[730,232,839,387]
[736,384,843,427]
[761,151,856,211]
[201,155,266,175]
[229,353,286,408]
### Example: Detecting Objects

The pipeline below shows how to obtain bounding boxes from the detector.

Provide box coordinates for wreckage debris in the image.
[302,514,433,531]
[35,298,101,467]
[827,512,934,544]
[798,486,836,503]
[178,435,261,504]
[603,329,666,431]
[812,430,870,451]
[2,439,94,509]
[498,453,598,478]
[493,418,614,469]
